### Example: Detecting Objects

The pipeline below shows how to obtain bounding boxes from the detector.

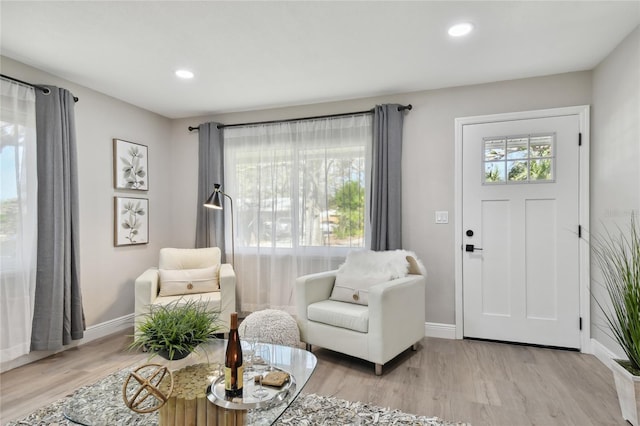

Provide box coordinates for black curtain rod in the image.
[188,104,412,132]
[0,73,79,102]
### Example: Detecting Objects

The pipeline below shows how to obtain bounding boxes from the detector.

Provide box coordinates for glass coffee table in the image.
[63,339,317,425]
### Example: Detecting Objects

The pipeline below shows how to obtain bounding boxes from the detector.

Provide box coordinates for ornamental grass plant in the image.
[593,216,640,375]
[130,298,222,360]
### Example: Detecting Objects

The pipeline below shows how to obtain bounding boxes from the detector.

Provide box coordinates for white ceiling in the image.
[1,1,639,119]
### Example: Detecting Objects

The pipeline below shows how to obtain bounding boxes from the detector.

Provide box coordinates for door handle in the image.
[465,244,483,252]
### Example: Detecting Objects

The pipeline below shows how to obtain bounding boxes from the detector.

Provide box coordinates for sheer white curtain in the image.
[224,114,373,314]
[0,78,37,362]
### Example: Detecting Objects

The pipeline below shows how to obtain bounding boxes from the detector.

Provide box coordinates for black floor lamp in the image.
[204,183,235,268]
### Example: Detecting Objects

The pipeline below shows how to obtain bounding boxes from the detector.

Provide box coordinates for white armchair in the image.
[134,247,236,334]
[296,252,425,375]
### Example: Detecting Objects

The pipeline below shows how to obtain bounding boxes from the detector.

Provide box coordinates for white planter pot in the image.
[611,359,640,425]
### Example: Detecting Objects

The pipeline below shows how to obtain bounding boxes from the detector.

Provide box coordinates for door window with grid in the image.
[483,133,555,184]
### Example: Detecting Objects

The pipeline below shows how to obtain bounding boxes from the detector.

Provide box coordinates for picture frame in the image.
[114,196,149,246]
[113,138,148,190]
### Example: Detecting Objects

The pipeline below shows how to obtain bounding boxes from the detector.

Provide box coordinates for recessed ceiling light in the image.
[175,69,194,79]
[448,22,474,37]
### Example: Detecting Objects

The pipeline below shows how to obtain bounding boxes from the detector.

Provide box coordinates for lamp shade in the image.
[204,183,223,209]
[202,183,235,267]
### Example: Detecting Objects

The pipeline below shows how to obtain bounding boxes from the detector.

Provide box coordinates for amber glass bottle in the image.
[224,312,243,398]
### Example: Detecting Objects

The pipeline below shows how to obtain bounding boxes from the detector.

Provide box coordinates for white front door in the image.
[461,113,582,348]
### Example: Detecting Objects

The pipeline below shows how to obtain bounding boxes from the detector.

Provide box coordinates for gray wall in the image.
[1,57,174,327]
[591,26,640,357]
[170,71,593,325]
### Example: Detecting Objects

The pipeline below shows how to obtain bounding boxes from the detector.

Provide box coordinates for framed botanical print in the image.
[113,139,148,190]
[114,197,149,246]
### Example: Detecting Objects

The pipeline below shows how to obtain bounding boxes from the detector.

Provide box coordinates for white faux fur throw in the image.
[338,249,427,278]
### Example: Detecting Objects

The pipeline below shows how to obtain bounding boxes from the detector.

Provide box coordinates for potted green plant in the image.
[130,298,222,360]
[592,216,640,425]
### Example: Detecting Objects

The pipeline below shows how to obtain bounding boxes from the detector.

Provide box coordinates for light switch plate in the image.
[435,211,449,224]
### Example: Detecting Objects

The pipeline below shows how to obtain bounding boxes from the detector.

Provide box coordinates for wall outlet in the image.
[435,211,449,224]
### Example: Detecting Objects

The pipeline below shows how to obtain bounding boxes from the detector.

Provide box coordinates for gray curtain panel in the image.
[195,122,226,259]
[370,104,405,251]
[31,86,84,351]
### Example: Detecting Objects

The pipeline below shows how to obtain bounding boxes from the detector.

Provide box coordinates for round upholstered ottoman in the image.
[239,309,300,347]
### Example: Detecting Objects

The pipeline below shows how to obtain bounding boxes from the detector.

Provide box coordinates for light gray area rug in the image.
[6,368,470,426]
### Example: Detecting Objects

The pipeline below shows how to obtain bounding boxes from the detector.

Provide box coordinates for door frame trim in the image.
[454,105,591,352]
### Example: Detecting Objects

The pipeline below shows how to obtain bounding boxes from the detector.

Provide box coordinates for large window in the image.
[224,114,372,252]
[223,114,372,313]
[1,78,37,361]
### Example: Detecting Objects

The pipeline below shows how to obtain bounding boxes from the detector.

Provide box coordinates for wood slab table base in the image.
[157,363,247,426]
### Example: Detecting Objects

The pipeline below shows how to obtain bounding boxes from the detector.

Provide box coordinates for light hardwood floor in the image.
[0,328,626,426]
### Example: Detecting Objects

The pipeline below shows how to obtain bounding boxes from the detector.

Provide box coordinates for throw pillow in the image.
[331,272,390,305]
[158,266,219,297]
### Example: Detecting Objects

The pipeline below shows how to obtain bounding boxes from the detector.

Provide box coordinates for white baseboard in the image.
[424,322,457,340]
[591,338,619,371]
[0,314,134,373]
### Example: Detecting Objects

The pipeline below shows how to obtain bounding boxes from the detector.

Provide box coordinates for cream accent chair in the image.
[134,247,236,334]
[295,255,425,375]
